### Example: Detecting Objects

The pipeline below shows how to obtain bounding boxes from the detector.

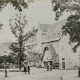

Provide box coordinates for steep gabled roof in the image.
[42,19,67,43]
[26,19,67,46]
[49,19,67,35]
[39,23,52,42]
[39,24,51,33]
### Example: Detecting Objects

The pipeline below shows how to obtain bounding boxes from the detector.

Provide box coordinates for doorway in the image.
[62,58,65,69]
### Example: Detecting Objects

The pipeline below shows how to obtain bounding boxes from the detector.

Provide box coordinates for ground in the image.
[0,67,80,80]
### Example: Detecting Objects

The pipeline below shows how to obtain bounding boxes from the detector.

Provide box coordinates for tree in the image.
[0,24,3,31]
[9,13,37,70]
[52,0,80,57]
[6,52,18,64]
[9,13,32,70]
[0,0,34,11]
[52,0,80,20]
[62,14,80,77]
[52,0,80,77]
[0,0,34,32]
[62,15,80,52]
[26,51,41,67]
[0,0,28,11]
[0,0,27,33]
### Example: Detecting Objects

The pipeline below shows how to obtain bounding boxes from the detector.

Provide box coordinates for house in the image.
[26,19,79,70]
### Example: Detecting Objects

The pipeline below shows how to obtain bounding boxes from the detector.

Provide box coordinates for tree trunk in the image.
[19,37,22,71]
[19,57,22,71]
[78,67,80,77]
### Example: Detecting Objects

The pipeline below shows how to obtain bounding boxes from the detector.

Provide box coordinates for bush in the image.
[78,67,80,77]
[0,64,4,69]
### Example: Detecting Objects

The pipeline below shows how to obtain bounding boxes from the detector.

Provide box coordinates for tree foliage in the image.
[62,15,80,52]
[0,0,28,11]
[52,0,80,52]
[26,51,41,62]
[0,0,34,32]
[52,0,80,20]
[0,24,3,31]
[9,13,37,70]
[9,14,28,70]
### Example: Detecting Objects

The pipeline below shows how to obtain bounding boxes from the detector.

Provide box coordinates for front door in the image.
[62,58,65,69]
[62,62,65,69]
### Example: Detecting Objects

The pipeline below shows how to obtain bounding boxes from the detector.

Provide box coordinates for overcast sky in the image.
[0,0,70,42]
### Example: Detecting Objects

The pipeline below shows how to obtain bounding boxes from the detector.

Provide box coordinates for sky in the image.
[0,0,70,42]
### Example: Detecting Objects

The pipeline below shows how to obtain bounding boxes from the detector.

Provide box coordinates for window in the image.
[62,58,65,60]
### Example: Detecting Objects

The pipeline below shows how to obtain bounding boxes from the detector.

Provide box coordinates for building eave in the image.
[41,37,61,44]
